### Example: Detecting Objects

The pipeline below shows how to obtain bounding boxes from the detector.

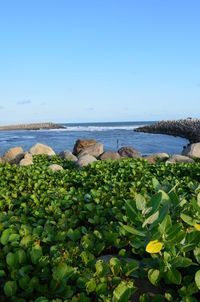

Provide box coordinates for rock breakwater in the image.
[135,118,200,143]
[0,122,64,131]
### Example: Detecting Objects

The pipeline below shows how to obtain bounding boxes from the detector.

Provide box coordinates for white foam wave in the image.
[40,125,145,132]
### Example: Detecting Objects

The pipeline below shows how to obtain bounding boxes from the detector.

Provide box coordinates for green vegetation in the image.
[0,155,200,301]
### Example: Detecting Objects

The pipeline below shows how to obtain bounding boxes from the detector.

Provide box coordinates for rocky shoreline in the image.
[0,122,64,131]
[135,118,200,143]
[1,138,200,169]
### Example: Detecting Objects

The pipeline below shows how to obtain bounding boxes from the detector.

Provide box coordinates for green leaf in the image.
[52,263,75,282]
[30,245,43,264]
[4,281,17,297]
[1,229,12,245]
[167,268,182,285]
[166,224,182,241]
[193,247,200,264]
[122,224,146,237]
[148,269,160,286]
[124,199,138,221]
[158,215,172,234]
[34,297,49,302]
[152,178,161,191]
[9,233,20,242]
[136,194,146,211]
[146,192,162,215]
[123,260,139,276]
[95,260,108,277]
[67,228,81,241]
[19,275,31,290]
[0,270,6,277]
[6,252,18,267]
[110,258,121,276]
[86,278,96,293]
[142,211,159,228]
[180,214,196,226]
[172,256,193,268]
[16,249,27,265]
[195,270,200,289]
[150,205,169,230]
[113,281,135,302]
[191,199,200,213]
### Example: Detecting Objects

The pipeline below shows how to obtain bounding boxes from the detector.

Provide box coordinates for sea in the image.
[0,121,188,156]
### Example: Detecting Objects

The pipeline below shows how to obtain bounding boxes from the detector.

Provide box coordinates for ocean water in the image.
[0,121,188,156]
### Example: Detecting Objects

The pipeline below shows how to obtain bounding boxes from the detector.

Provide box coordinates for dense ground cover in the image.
[0,156,200,301]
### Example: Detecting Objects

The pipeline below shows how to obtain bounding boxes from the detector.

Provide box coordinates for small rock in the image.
[99,151,121,160]
[166,154,194,163]
[19,153,33,166]
[48,164,63,171]
[76,154,97,167]
[182,142,200,158]
[73,139,103,158]
[1,147,24,164]
[144,153,169,164]
[59,150,77,161]
[30,143,55,156]
[118,146,141,158]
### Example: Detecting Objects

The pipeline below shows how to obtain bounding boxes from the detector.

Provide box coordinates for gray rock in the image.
[76,154,97,167]
[59,150,77,161]
[48,164,63,171]
[166,154,194,163]
[19,153,33,166]
[1,147,24,164]
[99,151,121,160]
[144,153,169,164]
[77,150,90,158]
[73,139,103,158]
[30,143,55,156]
[118,146,141,158]
[182,142,200,158]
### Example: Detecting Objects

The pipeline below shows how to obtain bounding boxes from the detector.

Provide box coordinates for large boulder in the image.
[19,153,33,166]
[144,153,169,164]
[1,147,24,164]
[73,139,103,158]
[30,143,55,156]
[118,146,141,158]
[166,154,194,164]
[76,154,97,168]
[99,151,121,160]
[48,164,63,171]
[77,150,90,158]
[182,143,200,158]
[59,150,77,161]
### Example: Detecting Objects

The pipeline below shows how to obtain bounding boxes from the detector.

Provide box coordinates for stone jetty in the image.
[135,118,200,143]
[0,122,64,131]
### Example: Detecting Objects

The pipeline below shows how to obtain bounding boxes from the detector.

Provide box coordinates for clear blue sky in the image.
[0,0,199,124]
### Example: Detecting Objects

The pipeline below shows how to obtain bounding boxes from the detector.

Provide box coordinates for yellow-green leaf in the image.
[146,240,163,254]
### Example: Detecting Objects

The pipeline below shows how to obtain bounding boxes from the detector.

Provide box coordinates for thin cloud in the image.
[85,107,94,111]
[17,99,31,105]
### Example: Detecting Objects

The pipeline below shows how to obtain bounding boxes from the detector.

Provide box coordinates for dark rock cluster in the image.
[135,118,200,143]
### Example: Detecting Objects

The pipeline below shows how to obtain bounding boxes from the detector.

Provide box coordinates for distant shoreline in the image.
[0,122,64,131]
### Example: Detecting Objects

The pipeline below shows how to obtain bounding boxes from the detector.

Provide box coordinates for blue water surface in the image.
[0,121,188,156]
